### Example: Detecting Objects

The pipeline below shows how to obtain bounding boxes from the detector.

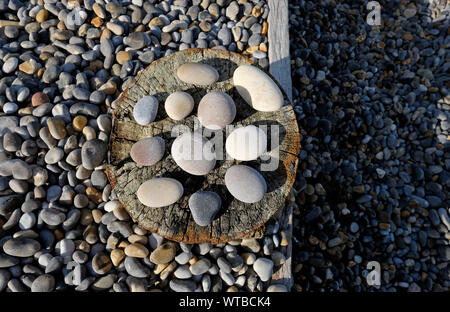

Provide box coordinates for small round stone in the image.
[124,257,150,278]
[169,279,196,292]
[226,125,267,161]
[164,91,194,121]
[45,147,64,164]
[188,191,221,226]
[81,139,107,170]
[3,133,21,152]
[253,258,274,282]
[92,252,112,275]
[198,91,236,130]
[124,243,149,258]
[31,274,55,292]
[73,115,88,132]
[116,51,131,65]
[225,165,267,203]
[19,212,36,230]
[150,242,177,265]
[2,57,18,74]
[110,249,125,266]
[36,9,49,23]
[190,258,211,275]
[40,208,66,226]
[136,178,183,208]
[12,162,32,180]
[47,117,67,139]
[171,132,216,175]
[177,63,219,86]
[133,95,158,126]
[31,92,49,107]
[130,137,165,166]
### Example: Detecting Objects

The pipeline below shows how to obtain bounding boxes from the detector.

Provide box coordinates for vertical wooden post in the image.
[268,0,294,290]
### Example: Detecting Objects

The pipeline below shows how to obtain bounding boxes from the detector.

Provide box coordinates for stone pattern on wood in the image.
[106,48,300,244]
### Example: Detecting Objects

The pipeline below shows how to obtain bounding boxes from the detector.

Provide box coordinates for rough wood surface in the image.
[106,48,300,244]
[268,0,295,290]
[268,0,292,102]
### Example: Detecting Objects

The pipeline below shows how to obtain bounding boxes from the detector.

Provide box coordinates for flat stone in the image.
[81,139,107,169]
[130,137,165,166]
[171,132,216,175]
[124,257,150,278]
[31,274,55,292]
[40,208,66,226]
[150,242,177,265]
[133,95,158,126]
[2,57,18,73]
[44,147,64,164]
[164,91,194,120]
[233,65,283,112]
[3,238,41,257]
[188,191,221,226]
[126,32,147,49]
[11,161,32,180]
[92,252,112,275]
[253,257,273,282]
[47,117,67,139]
[198,91,236,130]
[0,254,20,268]
[110,249,125,266]
[226,125,267,161]
[190,258,211,275]
[169,279,196,292]
[124,243,149,258]
[225,165,267,203]
[3,133,21,152]
[174,265,192,279]
[137,178,183,208]
[177,63,219,86]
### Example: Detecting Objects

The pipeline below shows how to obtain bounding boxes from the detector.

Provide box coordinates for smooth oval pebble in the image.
[177,63,219,86]
[31,274,55,292]
[130,137,165,166]
[171,132,216,175]
[81,139,107,170]
[136,178,183,208]
[3,238,41,257]
[253,257,274,282]
[133,95,158,126]
[165,91,194,120]
[225,125,267,161]
[198,91,236,130]
[233,65,283,112]
[225,165,267,203]
[188,191,221,226]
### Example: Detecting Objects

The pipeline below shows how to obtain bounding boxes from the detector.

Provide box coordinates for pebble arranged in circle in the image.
[171,132,216,176]
[133,95,159,126]
[130,136,165,166]
[136,177,184,208]
[225,165,267,203]
[188,191,222,226]
[233,65,284,112]
[164,91,195,121]
[177,63,219,86]
[226,125,267,161]
[197,91,236,130]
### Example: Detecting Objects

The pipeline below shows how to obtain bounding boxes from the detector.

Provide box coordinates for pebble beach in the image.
[0,0,448,293]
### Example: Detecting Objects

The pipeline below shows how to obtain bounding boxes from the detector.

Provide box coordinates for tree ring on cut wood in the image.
[106,48,300,244]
